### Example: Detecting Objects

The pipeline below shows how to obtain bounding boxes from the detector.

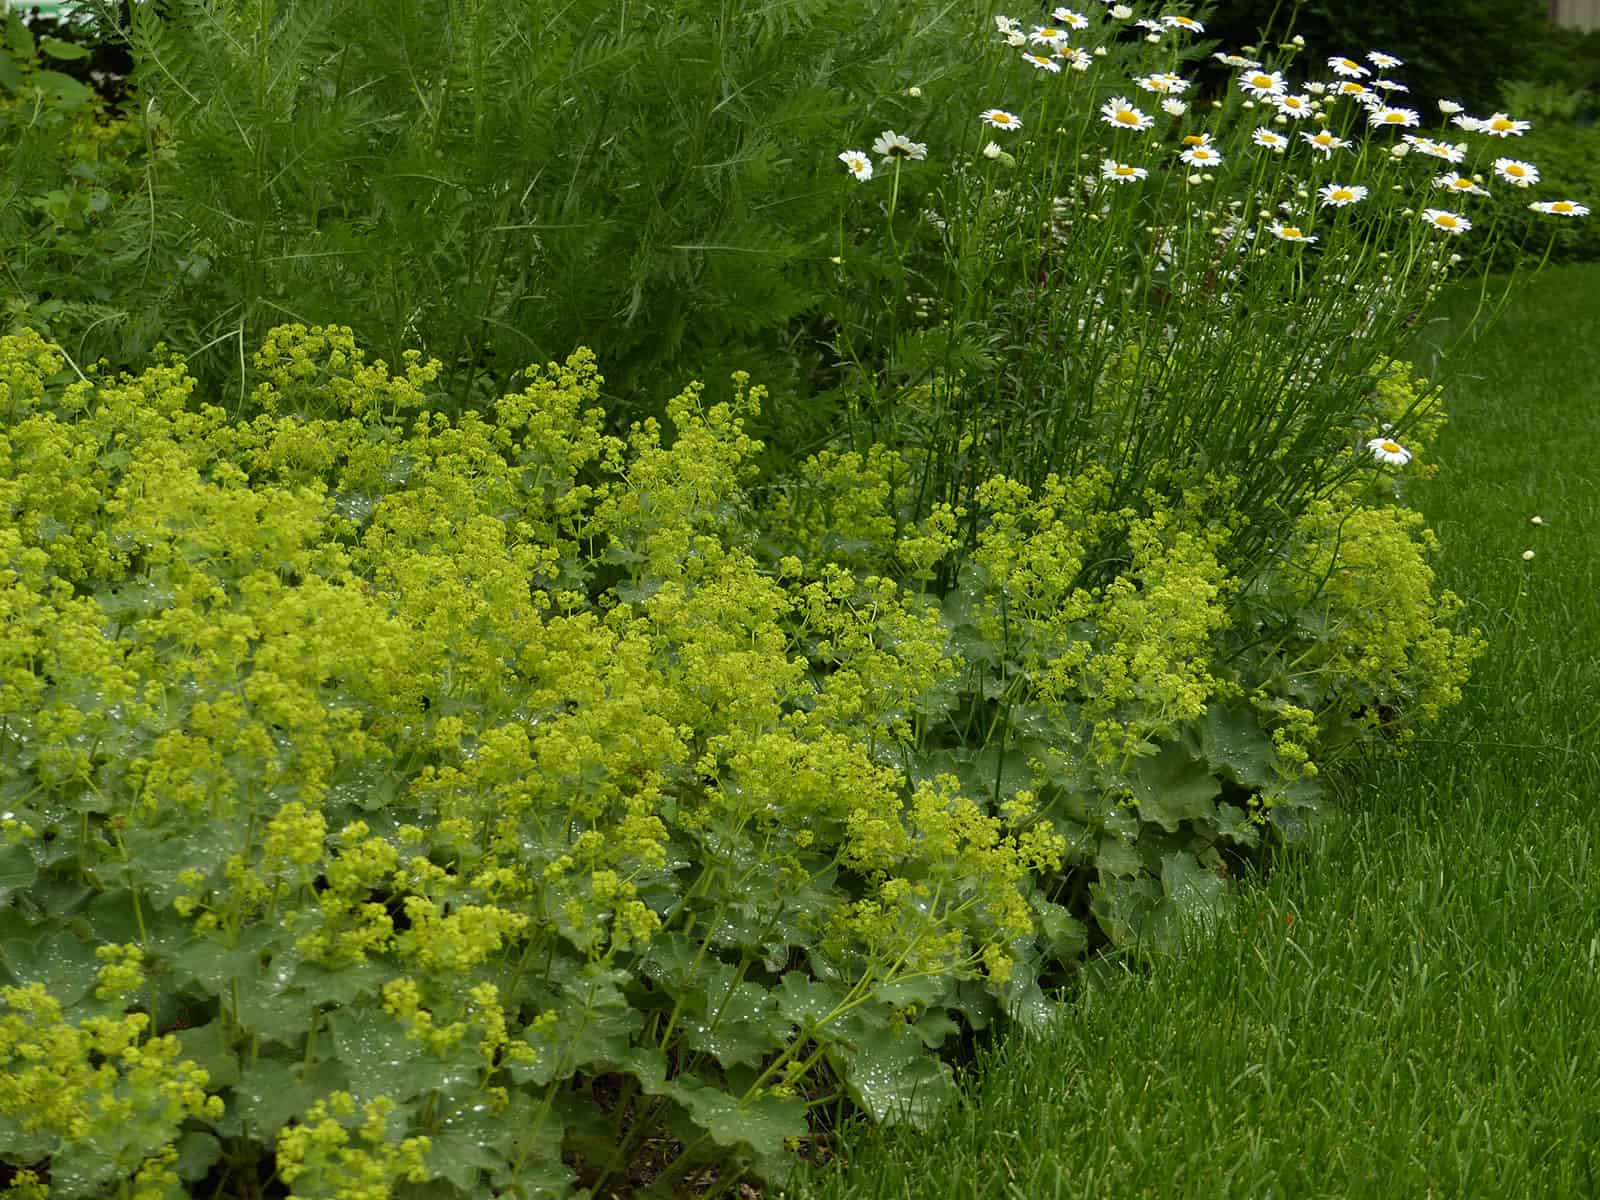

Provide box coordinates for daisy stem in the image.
[888,157,903,253]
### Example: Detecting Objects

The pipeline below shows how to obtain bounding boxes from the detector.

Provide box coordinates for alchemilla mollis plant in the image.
[0,316,1476,1197]
[0,0,1579,1195]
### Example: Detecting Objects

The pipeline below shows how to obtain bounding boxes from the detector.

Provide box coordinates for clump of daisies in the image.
[822,4,1587,549]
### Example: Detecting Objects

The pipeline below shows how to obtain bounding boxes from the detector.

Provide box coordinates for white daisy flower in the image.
[1305,81,1328,95]
[1480,112,1531,137]
[1136,72,1189,94]
[1368,106,1420,128]
[1270,221,1317,242]
[1530,199,1590,217]
[1437,99,1464,115]
[1493,158,1539,187]
[1031,25,1069,45]
[1110,4,1133,18]
[872,130,928,162]
[1162,98,1188,116]
[1163,14,1205,32]
[1403,136,1466,164]
[1367,436,1412,465]
[1367,50,1404,69]
[1336,81,1373,101]
[1135,18,1165,32]
[1238,69,1286,98]
[1101,96,1155,131]
[1451,114,1486,133]
[1058,46,1093,70]
[1300,129,1349,156]
[1252,128,1290,152]
[1434,172,1489,197]
[1215,53,1261,68]
[1022,51,1062,71]
[1420,208,1472,234]
[1275,93,1314,118]
[981,108,1023,131]
[1318,182,1368,206]
[1101,158,1148,182]
[995,15,1022,34]
[1328,55,1370,78]
[1372,79,1409,93]
[1053,7,1090,29]
[839,150,873,181]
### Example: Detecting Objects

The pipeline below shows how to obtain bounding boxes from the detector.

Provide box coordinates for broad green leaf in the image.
[613,1042,805,1158]
[39,36,90,61]
[328,1007,476,1102]
[1030,892,1089,962]
[1094,832,1142,878]
[1127,741,1221,832]
[174,1131,223,1182]
[827,1011,956,1127]
[0,928,99,1003]
[1089,873,1163,949]
[1160,850,1228,925]
[515,963,639,1083]
[773,971,846,1031]
[911,1007,960,1049]
[1194,703,1276,788]
[0,843,36,897]
[31,68,91,107]
[874,972,949,1011]
[176,1020,242,1089]
[638,929,700,992]
[680,964,791,1069]
[218,1057,350,1140]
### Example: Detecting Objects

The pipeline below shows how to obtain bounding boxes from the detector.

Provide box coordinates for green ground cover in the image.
[797,261,1600,1199]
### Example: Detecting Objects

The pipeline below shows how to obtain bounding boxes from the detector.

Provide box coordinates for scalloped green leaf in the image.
[1128,740,1221,832]
[680,964,791,1069]
[827,1011,956,1127]
[1195,703,1276,788]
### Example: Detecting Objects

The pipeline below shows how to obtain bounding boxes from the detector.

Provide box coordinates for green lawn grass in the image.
[793,262,1600,1200]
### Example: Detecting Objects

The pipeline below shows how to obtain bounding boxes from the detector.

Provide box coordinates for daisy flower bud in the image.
[1522,549,1536,561]
[1531,515,1544,525]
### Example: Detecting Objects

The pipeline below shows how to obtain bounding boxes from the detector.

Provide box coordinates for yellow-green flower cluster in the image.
[275,1093,431,1200]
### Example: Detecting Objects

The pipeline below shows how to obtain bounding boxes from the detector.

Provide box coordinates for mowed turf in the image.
[796,263,1600,1200]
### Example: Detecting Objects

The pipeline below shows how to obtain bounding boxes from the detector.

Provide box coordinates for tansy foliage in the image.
[0,326,1478,1196]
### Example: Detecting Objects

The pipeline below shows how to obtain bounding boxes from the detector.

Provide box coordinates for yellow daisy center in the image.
[1435,215,1459,228]
[1249,74,1273,88]
[1451,178,1473,189]
[1491,118,1514,131]
[1182,134,1206,145]
[1115,166,1136,176]
[1282,226,1303,238]
[1332,189,1354,201]
[1115,110,1139,124]
[1380,440,1402,454]
[1508,165,1526,176]
[1553,201,1575,213]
